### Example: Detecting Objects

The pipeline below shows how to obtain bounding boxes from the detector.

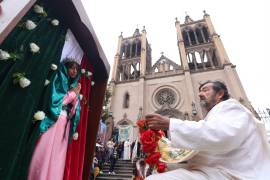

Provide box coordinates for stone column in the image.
[175,19,189,70]
[204,14,231,65]
[111,34,123,81]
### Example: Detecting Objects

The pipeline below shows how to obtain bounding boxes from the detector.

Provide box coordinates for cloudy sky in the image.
[82,0,269,109]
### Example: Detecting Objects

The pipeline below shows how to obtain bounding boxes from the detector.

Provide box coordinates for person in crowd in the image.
[106,138,115,163]
[109,145,118,175]
[123,139,131,160]
[145,80,270,180]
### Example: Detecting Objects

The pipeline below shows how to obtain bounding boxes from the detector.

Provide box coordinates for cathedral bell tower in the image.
[109,27,152,142]
[111,26,152,82]
[175,11,252,116]
[175,11,231,71]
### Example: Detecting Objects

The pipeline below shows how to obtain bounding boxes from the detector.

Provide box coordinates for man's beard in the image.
[200,96,217,111]
[200,99,208,108]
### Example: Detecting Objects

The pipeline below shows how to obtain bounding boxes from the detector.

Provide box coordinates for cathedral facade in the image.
[109,12,252,142]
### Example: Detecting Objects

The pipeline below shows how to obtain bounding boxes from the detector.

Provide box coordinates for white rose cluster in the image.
[51,19,59,26]
[33,5,44,14]
[19,77,31,88]
[33,111,46,121]
[0,49,11,60]
[29,42,40,53]
[51,64,58,70]
[44,79,50,86]
[81,69,86,74]
[86,71,93,77]
[73,132,79,140]
[25,20,37,30]
[12,72,31,88]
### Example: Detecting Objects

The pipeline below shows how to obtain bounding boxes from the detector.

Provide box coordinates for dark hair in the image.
[199,80,230,101]
[64,60,80,71]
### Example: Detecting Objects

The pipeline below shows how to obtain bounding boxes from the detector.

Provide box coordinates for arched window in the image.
[202,27,209,42]
[195,28,204,43]
[182,31,190,46]
[189,30,196,45]
[137,41,141,56]
[123,92,130,108]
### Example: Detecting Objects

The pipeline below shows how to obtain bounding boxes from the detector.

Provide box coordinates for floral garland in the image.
[137,119,167,174]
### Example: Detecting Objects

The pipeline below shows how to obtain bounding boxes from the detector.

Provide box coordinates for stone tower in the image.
[110,12,253,142]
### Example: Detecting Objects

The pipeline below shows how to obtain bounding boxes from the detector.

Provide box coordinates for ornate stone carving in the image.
[152,86,181,110]
[156,88,176,106]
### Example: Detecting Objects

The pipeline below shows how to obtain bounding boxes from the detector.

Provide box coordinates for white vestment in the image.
[147,99,270,180]
[123,140,131,160]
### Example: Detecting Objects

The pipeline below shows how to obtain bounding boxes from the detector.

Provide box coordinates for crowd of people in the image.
[90,138,141,179]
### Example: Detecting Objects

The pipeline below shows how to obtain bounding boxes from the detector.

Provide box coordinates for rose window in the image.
[155,88,176,106]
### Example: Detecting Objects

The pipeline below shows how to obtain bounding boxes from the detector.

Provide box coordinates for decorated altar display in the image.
[137,119,197,176]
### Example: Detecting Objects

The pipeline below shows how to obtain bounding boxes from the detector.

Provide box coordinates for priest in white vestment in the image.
[145,80,270,180]
[123,139,131,160]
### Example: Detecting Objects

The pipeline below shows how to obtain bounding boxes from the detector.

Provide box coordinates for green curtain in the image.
[0,1,67,179]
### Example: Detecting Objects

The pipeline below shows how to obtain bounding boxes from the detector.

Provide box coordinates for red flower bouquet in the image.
[137,119,167,173]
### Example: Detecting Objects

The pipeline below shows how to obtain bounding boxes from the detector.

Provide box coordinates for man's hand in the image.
[71,83,81,95]
[145,113,170,131]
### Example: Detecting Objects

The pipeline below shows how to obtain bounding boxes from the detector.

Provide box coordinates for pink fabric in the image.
[28,91,78,180]
[64,56,93,180]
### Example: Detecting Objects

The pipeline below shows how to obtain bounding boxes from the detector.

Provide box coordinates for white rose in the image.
[51,19,59,26]
[25,20,37,30]
[80,94,83,100]
[91,81,95,86]
[86,71,92,77]
[33,5,44,14]
[73,132,79,140]
[19,77,31,88]
[51,64,58,70]
[33,111,45,121]
[44,79,50,86]
[29,42,40,53]
[81,69,86,74]
[0,49,10,60]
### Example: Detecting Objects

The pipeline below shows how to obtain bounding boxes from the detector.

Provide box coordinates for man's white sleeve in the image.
[169,103,252,152]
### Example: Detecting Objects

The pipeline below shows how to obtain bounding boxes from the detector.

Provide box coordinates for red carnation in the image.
[142,143,157,153]
[145,152,161,165]
[140,129,157,153]
[154,130,165,141]
[137,119,147,133]
[157,162,167,173]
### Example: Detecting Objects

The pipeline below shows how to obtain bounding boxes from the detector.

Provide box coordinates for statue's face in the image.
[68,64,78,78]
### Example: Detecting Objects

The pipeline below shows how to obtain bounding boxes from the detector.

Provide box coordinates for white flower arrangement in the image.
[73,132,79,140]
[80,94,83,100]
[12,72,31,88]
[29,42,40,53]
[44,79,50,86]
[91,81,95,86]
[86,71,93,77]
[33,4,47,16]
[33,5,44,14]
[81,69,86,74]
[51,19,59,26]
[0,49,11,60]
[33,111,46,121]
[51,64,58,70]
[19,77,31,88]
[25,20,37,30]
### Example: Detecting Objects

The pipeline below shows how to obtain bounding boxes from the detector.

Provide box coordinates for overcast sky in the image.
[82,0,269,110]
